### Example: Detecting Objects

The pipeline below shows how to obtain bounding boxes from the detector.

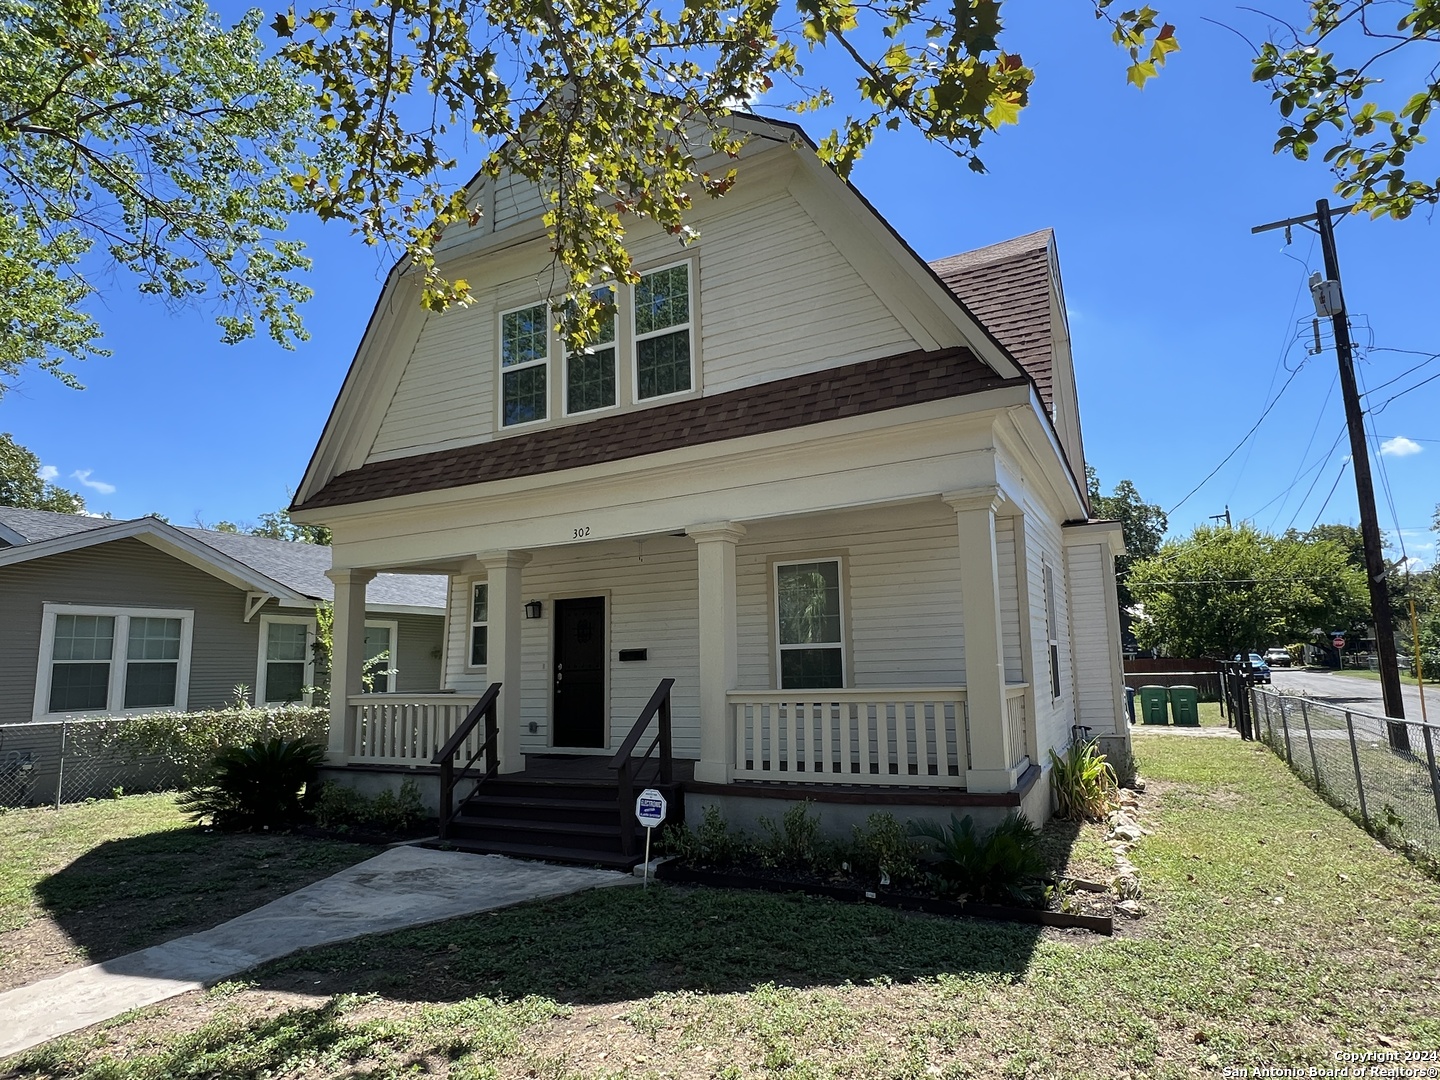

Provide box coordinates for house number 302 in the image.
[572,526,591,540]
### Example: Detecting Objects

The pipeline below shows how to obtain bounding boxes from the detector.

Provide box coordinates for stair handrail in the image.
[432,682,502,840]
[609,678,675,856]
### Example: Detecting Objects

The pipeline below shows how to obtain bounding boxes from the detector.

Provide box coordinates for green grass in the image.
[7,737,1440,1079]
[0,793,374,987]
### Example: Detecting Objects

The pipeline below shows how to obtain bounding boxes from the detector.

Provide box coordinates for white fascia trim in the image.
[1003,394,1088,517]
[269,598,444,617]
[0,517,309,602]
[1062,519,1126,552]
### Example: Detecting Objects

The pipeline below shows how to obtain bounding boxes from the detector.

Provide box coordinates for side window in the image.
[470,583,489,666]
[565,286,617,415]
[40,606,192,717]
[49,614,115,712]
[775,560,845,690]
[1043,562,1061,699]
[500,303,549,426]
[364,622,398,693]
[634,263,693,400]
[262,619,312,704]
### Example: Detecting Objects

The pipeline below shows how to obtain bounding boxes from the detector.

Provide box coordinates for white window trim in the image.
[498,301,551,430]
[773,557,848,691]
[34,603,194,720]
[466,580,488,672]
[364,619,401,693]
[631,259,697,405]
[1043,561,1061,701]
[561,286,621,419]
[256,613,317,706]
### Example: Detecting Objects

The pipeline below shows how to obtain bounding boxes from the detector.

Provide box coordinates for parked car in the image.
[1234,652,1272,684]
[1265,647,1292,667]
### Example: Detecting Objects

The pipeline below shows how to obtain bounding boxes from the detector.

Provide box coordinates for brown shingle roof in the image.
[929,230,1055,409]
[296,346,1025,510]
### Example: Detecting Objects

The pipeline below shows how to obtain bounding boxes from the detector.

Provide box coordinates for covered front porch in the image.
[322,488,1043,820]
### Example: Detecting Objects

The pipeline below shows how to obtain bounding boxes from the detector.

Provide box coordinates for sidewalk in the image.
[0,845,632,1060]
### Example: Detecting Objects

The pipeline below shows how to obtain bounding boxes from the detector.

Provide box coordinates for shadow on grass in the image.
[27,828,374,968]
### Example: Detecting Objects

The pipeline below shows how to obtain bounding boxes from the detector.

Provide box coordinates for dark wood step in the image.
[448,815,640,853]
[461,794,623,823]
[427,836,642,871]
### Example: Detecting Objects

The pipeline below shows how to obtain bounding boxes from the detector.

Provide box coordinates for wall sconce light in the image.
[524,599,543,620]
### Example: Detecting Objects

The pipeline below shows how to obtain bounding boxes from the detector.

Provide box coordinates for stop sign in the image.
[1332,635,1345,649]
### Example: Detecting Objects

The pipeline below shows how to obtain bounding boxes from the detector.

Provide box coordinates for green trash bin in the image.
[1138,685,1170,725]
[1169,685,1200,727]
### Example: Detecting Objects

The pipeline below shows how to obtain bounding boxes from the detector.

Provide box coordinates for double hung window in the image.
[39,605,192,717]
[634,263,693,400]
[775,560,845,690]
[470,583,489,666]
[565,286,617,415]
[259,616,314,704]
[500,303,549,427]
[1043,562,1061,699]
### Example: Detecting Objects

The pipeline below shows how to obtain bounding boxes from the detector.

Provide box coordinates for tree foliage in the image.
[0,0,338,396]
[269,0,1177,342]
[211,505,331,544]
[1087,466,1166,611]
[1128,523,1369,657]
[1254,0,1440,219]
[0,432,87,512]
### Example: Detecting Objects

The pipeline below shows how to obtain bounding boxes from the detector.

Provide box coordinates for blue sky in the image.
[4,0,1437,564]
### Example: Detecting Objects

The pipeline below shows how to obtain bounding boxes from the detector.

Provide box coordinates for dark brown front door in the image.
[553,596,606,748]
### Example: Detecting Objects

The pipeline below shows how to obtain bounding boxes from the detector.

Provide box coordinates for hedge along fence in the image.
[0,705,327,809]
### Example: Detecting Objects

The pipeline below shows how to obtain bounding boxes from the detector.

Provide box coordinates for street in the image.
[1271,668,1434,727]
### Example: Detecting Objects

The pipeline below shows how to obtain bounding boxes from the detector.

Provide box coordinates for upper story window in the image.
[497,259,697,430]
[501,303,549,427]
[634,262,693,400]
[38,604,192,718]
[565,286,616,416]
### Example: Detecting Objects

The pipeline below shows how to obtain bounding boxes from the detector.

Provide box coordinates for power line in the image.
[1283,424,1351,533]
[1307,458,1351,533]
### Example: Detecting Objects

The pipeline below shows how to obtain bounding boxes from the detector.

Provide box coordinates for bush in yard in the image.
[312,778,425,832]
[80,692,327,786]
[850,812,923,885]
[1049,738,1120,822]
[759,800,838,874]
[177,738,326,830]
[910,812,1048,906]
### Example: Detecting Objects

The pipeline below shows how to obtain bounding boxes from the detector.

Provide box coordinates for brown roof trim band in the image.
[298,346,1025,511]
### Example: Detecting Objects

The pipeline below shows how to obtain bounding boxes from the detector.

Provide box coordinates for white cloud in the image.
[71,469,116,495]
[1380,435,1423,457]
[38,465,58,481]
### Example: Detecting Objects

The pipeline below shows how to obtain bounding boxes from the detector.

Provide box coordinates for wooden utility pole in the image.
[1253,200,1410,751]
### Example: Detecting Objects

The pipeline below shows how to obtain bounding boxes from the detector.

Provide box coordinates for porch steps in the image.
[437,776,682,871]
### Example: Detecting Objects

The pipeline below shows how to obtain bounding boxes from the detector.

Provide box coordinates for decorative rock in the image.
[1116,899,1144,917]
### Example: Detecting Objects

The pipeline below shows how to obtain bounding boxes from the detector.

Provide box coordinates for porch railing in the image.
[1005,684,1030,770]
[431,683,502,841]
[729,688,969,786]
[347,693,481,766]
[610,678,675,856]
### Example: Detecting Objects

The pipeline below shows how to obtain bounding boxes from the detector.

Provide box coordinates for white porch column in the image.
[481,551,531,774]
[325,568,375,762]
[944,488,1022,793]
[689,522,746,785]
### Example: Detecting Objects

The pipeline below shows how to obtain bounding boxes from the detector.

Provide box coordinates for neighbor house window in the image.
[500,303,549,426]
[259,616,314,704]
[470,583,488,666]
[38,605,192,718]
[634,262,693,400]
[1043,562,1061,699]
[364,621,399,693]
[565,286,616,415]
[775,560,845,690]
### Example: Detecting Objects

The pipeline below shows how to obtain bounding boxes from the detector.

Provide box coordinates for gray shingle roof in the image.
[0,508,445,610]
[0,506,116,543]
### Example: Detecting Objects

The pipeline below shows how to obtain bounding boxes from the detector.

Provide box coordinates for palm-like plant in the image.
[178,737,325,830]
[910,812,1048,906]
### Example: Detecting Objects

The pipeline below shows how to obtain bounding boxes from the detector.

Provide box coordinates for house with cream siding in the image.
[289,114,1129,866]
[0,508,446,723]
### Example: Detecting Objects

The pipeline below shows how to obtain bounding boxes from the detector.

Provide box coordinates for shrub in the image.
[910,811,1048,906]
[758,800,826,872]
[313,778,425,832]
[1049,738,1119,821]
[78,695,327,787]
[661,805,753,867]
[850,812,922,885]
[177,737,326,830]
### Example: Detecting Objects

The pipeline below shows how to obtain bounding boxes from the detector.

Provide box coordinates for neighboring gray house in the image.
[0,509,447,723]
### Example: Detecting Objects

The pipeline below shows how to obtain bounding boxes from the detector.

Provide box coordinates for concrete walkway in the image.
[0,845,633,1060]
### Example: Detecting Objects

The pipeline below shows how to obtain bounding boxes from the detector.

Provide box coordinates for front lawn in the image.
[0,794,374,991]
[6,735,1440,1079]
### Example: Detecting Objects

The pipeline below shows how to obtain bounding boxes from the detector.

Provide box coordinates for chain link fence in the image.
[1252,688,1440,860]
[0,719,185,810]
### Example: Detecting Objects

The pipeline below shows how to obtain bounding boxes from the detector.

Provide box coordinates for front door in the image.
[553,596,606,748]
